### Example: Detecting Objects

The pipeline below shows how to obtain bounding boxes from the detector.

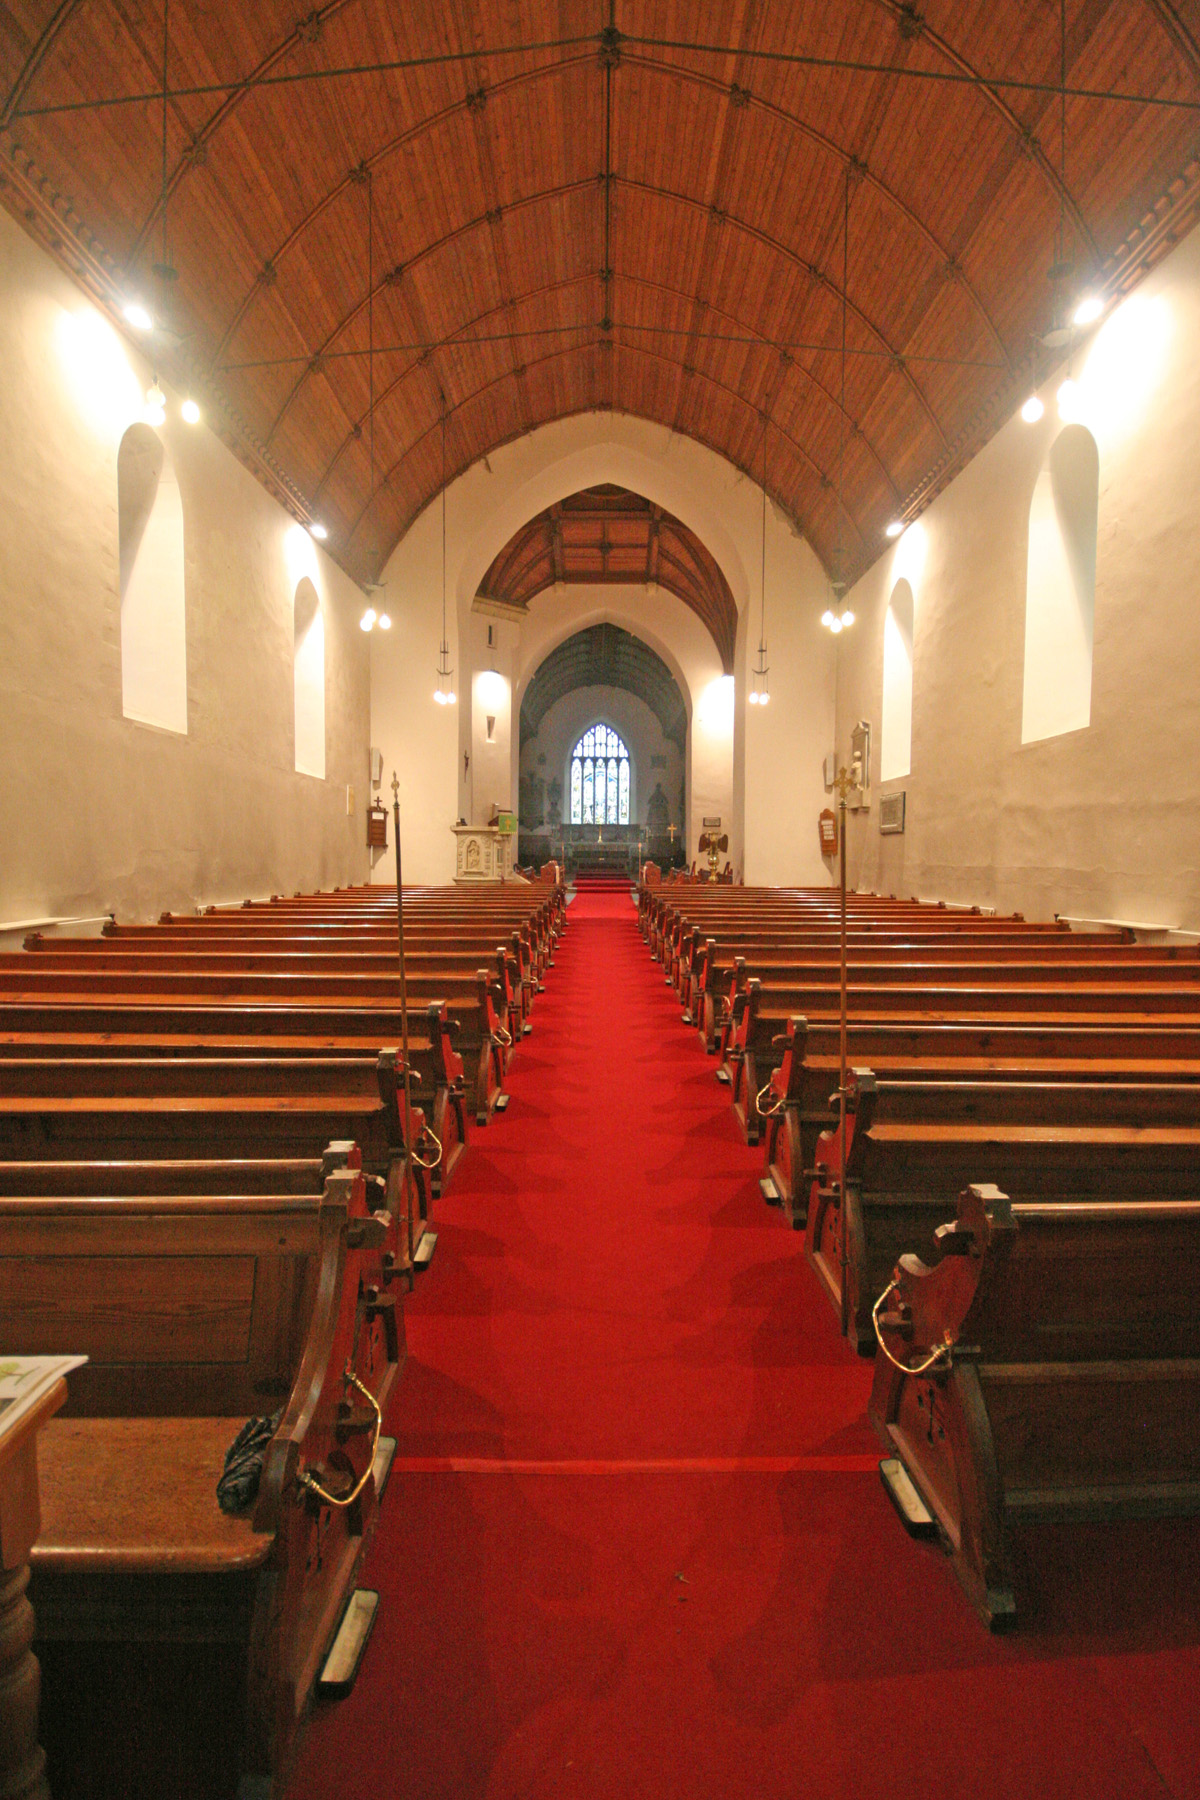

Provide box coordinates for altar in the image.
[562,825,641,878]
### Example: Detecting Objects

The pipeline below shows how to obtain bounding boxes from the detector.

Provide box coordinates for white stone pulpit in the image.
[452,823,517,882]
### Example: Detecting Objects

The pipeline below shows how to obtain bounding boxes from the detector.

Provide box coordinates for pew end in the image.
[9,1157,403,1794]
[869,1182,1200,1627]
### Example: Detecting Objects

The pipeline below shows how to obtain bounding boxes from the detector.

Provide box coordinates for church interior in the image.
[3,3,1200,1796]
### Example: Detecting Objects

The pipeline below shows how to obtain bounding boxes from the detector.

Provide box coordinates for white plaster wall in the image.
[368,485,461,882]
[0,211,370,923]
[519,686,685,830]
[835,221,1200,929]
[370,412,836,881]
[736,500,837,886]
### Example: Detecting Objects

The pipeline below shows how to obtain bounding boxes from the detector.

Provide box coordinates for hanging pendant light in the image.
[434,404,456,703]
[750,421,770,705]
[822,171,856,639]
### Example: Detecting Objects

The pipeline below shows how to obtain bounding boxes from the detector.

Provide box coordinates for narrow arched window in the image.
[570,725,629,824]
[293,577,325,778]
[118,424,187,733]
[881,578,914,781]
[1021,424,1099,744]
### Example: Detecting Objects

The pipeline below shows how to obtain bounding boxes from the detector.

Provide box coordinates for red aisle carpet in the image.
[289,889,1200,1800]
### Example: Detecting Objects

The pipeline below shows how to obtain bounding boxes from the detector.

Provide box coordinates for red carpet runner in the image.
[289,889,1200,1800]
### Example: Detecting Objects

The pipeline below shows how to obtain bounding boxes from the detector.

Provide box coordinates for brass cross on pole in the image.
[391,771,416,1269]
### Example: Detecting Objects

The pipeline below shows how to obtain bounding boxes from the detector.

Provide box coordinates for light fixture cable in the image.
[434,402,455,700]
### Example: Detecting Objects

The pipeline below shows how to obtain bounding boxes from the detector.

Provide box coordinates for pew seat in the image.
[8,1157,401,1796]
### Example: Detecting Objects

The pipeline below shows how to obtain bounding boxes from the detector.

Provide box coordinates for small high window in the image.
[118,424,187,733]
[570,725,629,824]
[293,577,325,778]
[880,578,914,782]
[1021,425,1099,745]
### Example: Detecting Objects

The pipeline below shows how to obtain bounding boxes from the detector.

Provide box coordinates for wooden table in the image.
[0,1376,67,1800]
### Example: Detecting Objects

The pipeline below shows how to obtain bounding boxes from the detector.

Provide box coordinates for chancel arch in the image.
[517,625,688,858]
[117,423,187,735]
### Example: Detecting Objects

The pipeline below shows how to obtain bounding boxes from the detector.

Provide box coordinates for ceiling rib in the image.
[263,168,952,457]
[4,4,1199,588]
[310,265,905,507]
[520,624,688,746]
[348,339,876,558]
[210,46,1014,383]
[0,0,85,130]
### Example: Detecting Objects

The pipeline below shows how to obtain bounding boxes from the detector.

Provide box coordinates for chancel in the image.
[2,4,1200,1796]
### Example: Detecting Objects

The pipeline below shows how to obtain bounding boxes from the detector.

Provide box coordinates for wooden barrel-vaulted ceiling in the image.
[478,485,738,670]
[520,624,686,746]
[3,2,1200,590]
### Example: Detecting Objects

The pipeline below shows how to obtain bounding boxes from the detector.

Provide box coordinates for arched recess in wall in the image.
[118,424,187,733]
[1021,423,1100,745]
[293,577,325,779]
[881,578,914,781]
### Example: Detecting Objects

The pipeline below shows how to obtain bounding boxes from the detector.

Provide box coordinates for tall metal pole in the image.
[833,763,853,1337]
[391,772,416,1240]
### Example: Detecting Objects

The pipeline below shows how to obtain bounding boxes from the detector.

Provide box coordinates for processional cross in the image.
[830,765,856,1337]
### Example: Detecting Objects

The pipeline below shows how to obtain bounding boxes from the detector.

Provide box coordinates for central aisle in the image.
[290,888,1200,1800]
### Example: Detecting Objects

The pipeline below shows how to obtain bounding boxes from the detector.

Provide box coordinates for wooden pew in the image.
[0,956,511,1130]
[689,933,1173,1047]
[869,1181,1200,1627]
[721,971,1200,1143]
[0,1054,434,1271]
[3,1151,401,1794]
[0,998,470,1197]
[803,1070,1200,1352]
[762,1014,1200,1224]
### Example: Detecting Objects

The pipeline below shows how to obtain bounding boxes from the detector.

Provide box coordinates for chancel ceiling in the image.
[520,624,686,748]
[477,485,737,671]
[4,1,1200,589]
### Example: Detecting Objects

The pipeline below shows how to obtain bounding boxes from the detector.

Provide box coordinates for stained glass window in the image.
[570,725,629,825]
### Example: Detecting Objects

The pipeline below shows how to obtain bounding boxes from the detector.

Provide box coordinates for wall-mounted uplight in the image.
[309,521,328,541]
[1020,394,1045,424]
[1072,294,1104,327]
[145,381,167,428]
[360,608,376,631]
[123,300,154,332]
[885,519,905,539]
[181,397,201,425]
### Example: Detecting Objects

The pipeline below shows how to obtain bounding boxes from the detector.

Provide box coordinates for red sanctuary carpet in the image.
[288,889,1200,1800]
